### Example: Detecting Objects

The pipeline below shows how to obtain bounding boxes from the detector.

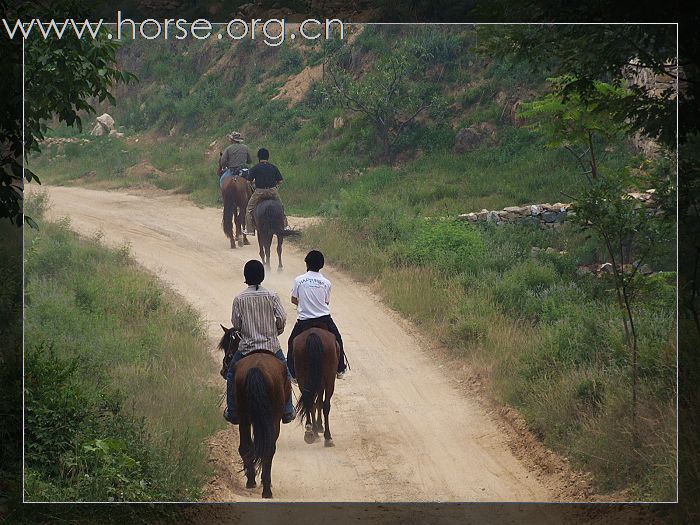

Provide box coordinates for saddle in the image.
[300,321,332,333]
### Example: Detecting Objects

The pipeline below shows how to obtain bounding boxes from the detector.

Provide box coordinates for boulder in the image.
[109,130,124,138]
[90,122,106,136]
[486,210,501,223]
[333,116,345,130]
[600,262,614,274]
[542,211,558,223]
[96,113,114,130]
[90,113,115,136]
[453,123,496,154]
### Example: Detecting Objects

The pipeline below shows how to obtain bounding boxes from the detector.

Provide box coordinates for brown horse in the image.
[222,175,252,249]
[253,199,298,271]
[293,327,339,446]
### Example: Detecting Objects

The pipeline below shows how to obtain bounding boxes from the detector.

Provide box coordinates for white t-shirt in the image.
[291,271,331,320]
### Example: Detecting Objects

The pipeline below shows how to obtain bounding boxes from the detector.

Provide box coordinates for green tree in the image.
[477,24,679,147]
[323,37,446,163]
[0,0,134,228]
[520,80,675,432]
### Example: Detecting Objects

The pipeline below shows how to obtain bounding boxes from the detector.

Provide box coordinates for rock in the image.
[504,206,522,213]
[90,122,106,136]
[109,130,124,138]
[209,140,217,147]
[600,263,614,274]
[453,123,496,154]
[633,261,653,275]
[96,113,114,130]
[461,213,478,222]
[545,247,557,254]
[530,205,541,216]
[486,210,501,223]
[477,210,489,221]
[531,246,542,256]
[333,116,345,129]
[542,211,558,223]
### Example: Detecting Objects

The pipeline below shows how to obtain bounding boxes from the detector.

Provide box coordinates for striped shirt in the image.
[231,285,286,355]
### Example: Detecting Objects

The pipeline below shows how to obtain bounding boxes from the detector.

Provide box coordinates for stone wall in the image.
[457,190,658,228]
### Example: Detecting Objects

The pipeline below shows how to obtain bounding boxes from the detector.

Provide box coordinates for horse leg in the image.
[260,442,275,499]
[277,235,283,272]
[264,236,272,268]
[313,397,323,435]
[323,395,334,447]
[258,235,265,265]
[238,420,256,488]
[236,206,248,247]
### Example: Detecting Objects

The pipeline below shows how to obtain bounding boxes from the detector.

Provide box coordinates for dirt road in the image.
[41,185,556,504]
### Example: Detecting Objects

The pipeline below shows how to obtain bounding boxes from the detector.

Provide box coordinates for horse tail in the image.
[295,333,323,417]
[222,186,235,240]
[244,367,275,474]
[260,200,300,237]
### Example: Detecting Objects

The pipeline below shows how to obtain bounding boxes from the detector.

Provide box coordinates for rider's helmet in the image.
[244,260,265,289]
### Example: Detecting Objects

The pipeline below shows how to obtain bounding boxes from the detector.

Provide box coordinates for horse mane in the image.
[218,328,240,352]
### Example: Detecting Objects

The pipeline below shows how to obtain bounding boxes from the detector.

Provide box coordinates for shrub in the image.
[492,258,559,316]
[398,219,485,274]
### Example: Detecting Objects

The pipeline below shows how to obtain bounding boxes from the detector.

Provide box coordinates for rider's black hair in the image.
[305,250,324,272]
[244,260,265,289]
[257,148,270,161]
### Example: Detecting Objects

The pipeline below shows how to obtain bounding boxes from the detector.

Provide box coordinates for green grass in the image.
[25,26,677,501]
[23,192,224,502]
[300,215,677,501]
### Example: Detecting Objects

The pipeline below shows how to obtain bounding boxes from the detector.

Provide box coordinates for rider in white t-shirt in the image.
[287,250,347,380]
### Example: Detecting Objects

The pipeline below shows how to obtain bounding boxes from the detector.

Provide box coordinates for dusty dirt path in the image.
[41,185,560,504]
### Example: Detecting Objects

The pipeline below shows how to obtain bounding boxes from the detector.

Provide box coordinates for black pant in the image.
[287,315,346,377]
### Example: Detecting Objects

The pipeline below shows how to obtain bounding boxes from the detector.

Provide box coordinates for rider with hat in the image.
[224,259,296,425]
[219,131,251,187]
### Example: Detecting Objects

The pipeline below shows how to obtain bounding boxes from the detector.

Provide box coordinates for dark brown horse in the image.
[253,199,297,270]
[234,351,290,498]
[222,175,252,249]
[218,327,290,498]
[293,327,339,446]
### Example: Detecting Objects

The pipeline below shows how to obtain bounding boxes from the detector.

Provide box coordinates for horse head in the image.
[218,325,242,378]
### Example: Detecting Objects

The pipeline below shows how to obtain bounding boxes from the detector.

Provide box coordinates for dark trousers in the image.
[287,315,346,377]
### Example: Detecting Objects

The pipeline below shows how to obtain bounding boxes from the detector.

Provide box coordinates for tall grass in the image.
[300,211,677,501]
[23,192,224,501]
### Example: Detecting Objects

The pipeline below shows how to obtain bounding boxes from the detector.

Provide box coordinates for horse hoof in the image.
[238,241,244,247]
[243,239,250,245]
[277,267,283,273]
[262,489,272,499]
[246,480,257,489]
[304,431,316,444]
[325,438,335,447]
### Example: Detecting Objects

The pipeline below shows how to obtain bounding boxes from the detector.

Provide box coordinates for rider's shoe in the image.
[336,371,346,380]
[224,408,239,425]
[282,410,296,424]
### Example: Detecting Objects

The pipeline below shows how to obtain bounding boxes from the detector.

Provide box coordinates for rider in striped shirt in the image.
[224,260,295,424]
